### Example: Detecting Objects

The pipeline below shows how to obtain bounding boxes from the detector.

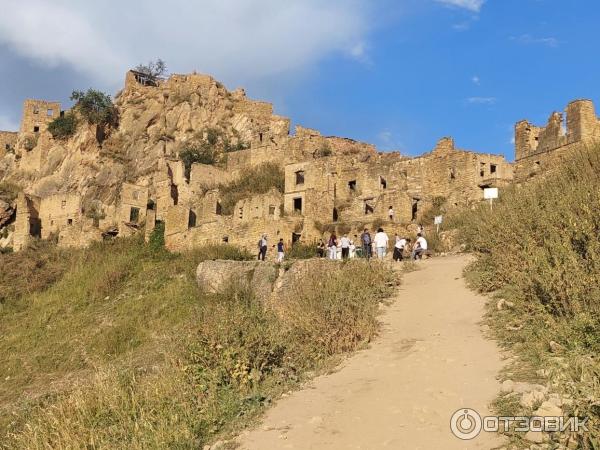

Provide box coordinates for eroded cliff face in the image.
[0,71,376,250]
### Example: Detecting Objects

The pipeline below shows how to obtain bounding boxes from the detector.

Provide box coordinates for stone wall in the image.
[514,100,600,182]
[19,99,61,135]
[118,183,149,236]
[38,193,82,239]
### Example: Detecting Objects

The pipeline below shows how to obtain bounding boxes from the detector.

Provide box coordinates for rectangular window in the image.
[33,126,40,133]
[67,218,73,226]
[269,205,276,216]
[132,191,140,201]
[348,180,357,191]
[61,200,66,208]
[293,197,303,213]
[295,170,305,186]
[47,109,53,116]
[490,164,497,174]
[33,107,39,114]
[364,201,374,215]
[380,176,387,189]
[129,207,140,223]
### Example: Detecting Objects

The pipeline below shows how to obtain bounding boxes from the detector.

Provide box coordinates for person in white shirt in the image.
[412,233,428,260]
[349,235,357,258]
[374,227,389,259]
[388,206,394,222]
[340,234,351,259]
[393,234,407,262]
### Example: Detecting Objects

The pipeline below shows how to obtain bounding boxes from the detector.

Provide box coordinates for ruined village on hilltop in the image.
[0,69,598,254]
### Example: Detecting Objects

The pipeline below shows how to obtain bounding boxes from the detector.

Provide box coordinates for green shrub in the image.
[287,242,317,259]
[47,113,78,139]
[71,89,117,126]
[147,221,165,253]
[218,162,285,215]
[180,143,218,176]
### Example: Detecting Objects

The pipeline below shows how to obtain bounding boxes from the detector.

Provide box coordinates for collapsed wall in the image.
[514,99,600,182]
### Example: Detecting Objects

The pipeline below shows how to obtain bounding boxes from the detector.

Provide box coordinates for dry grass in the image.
[0,237,396,449]
[459,146,600,448]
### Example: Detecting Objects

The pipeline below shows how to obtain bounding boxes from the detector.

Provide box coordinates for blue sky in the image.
[0,0,597,160]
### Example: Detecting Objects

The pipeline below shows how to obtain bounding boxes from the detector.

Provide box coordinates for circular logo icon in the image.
[450,408,482,440]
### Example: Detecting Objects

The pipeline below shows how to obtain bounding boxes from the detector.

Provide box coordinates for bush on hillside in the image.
[179,128,248,178]
[218,162,285,215]
[460,146,600,448]
[0,181,20,202]
[71,89,117,127]
[48,113,78,140]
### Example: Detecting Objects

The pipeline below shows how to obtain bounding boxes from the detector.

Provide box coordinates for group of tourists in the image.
[317,227,428,261]
[257,227,428,263]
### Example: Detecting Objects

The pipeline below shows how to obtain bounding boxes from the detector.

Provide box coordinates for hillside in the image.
[0,237,395,449]
[458,146,600,448]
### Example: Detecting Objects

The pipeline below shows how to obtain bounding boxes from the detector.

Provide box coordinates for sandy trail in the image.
[237,255,505,450]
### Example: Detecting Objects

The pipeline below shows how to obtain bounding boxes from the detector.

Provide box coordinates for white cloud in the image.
[0,0,378,88]
[471,75,481,85]
[466,96,496,105]
[377,130,404,151]
[510,34,560,48]
[435,0,485,12]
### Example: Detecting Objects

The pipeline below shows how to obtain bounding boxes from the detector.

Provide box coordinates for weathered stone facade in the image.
[514,99,600,182]
[6,69,588,256]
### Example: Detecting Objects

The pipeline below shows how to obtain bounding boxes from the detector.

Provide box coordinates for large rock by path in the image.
[196,260,278,300]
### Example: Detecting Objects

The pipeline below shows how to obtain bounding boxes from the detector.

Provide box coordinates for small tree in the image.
[70,89,117,126]
[48,114,78,140]
[180,144,218,179]
[135,59,168,78]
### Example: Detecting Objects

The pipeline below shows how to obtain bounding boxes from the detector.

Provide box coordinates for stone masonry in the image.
[1,70,594,255]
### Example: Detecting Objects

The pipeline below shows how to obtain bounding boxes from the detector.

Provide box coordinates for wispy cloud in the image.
[466,96,496,105]
[377,130,404,151]
[435,0,485,13]
[511,34,561,48]
[471,75,481,85]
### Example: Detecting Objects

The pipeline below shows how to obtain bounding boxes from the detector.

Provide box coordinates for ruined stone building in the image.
[1,69,592,254]
[514,99,600,182]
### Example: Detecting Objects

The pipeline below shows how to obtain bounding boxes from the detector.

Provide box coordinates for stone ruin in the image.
[0,70,595,254]
[514,99,600,182]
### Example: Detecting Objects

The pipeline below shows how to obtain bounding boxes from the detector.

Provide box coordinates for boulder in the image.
[534,401,563,418]
[0,199,14,228]
[196,260,277,300]
[520,390,546,409]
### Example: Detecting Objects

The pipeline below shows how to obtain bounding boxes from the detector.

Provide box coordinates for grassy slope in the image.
[459,147,600,448]
[0,236,395,449]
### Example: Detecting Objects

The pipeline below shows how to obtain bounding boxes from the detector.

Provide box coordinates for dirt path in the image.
[236,255,505,450]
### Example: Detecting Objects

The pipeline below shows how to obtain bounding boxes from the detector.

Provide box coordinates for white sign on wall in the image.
[483,188,499,200]
[434,215,443,225]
